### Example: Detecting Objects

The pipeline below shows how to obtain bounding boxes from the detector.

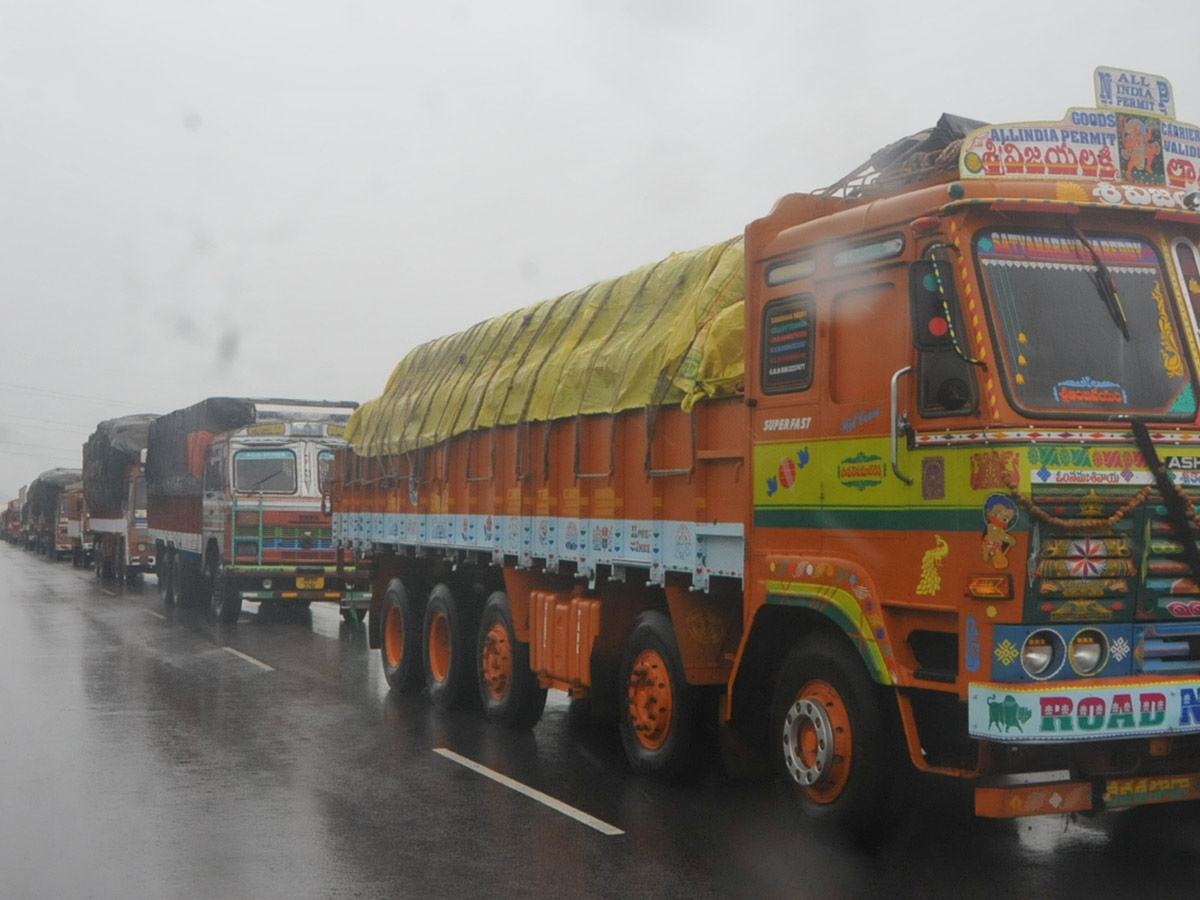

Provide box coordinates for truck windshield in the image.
[234,449,297,494]
[976,229,1197,419]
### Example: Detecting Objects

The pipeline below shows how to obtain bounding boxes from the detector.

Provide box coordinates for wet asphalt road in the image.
[3,546,1200,900]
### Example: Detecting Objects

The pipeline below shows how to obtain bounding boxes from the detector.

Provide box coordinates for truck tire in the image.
[769,632,897,843]
[422,584,473,709]
[210,566,241,624]
[477,591,547,728]
[158,550,176,606]
[618,610,699,783]
[380,579,422,692]
[171,554,190,607]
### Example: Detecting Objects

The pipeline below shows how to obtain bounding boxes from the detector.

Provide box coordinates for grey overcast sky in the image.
[3,0,1200,497]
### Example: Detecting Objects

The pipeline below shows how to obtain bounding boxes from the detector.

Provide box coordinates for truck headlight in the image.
[1069,629,1108,676]
[1021,630,1064,679]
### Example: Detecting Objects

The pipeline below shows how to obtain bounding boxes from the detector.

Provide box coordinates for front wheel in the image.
[617,610,698,783]
[210,566,241,623]
[477,592,546,728]
[770,632,898,843]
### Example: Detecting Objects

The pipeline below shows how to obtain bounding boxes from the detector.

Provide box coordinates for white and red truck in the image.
[83,414,157,581]
[147,397,369,622]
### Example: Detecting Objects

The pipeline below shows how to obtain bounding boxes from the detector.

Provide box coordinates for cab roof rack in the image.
[817,113,987,200]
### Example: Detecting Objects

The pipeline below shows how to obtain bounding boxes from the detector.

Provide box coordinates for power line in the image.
[0,412,100,430]
[0,380,159,411]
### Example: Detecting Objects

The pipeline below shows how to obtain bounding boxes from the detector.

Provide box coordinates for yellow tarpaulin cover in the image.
[346,237,745,457]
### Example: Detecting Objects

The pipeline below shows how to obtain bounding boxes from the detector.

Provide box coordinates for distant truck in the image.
[3,496,21,545]
[83,414,158,581]
[147,398,369,622]
[63,483,92,568]
[25,468,82,560]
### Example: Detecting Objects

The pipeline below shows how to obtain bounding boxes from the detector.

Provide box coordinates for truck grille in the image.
[1020,484,1200,676]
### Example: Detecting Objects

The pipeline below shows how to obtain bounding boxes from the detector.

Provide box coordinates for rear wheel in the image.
[618,610,698,782]
[171,554,188,607]
[770,632,898,843]
[380,579,422,691]
[477,592,547,728]
[423,584,472,709]
[158,550,176,606]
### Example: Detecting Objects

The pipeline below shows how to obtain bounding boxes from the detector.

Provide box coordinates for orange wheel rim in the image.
[481,621,512,702]
[627,648,673,751]
[780,679,852,804]
[428,611,451,682]
[384,605,404,669]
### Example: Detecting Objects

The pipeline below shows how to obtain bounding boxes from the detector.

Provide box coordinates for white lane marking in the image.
[433,747,623,836]
[222,646,275,671]
[145,610,167,620]
[101,589,117,597]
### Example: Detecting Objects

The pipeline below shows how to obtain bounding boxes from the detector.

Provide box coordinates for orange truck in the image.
[84,414,158,581]
[25,468,82,561]
[147,398,369,622]
[333,68,1200,834]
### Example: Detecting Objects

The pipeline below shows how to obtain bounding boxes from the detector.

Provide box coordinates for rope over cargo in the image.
[346,237,746,458]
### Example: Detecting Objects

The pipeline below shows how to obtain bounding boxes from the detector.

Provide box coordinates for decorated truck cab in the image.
[149,398,369,623]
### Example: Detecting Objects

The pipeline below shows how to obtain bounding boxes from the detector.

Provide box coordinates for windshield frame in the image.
[972,225,1198,422]
[233,448,298,495]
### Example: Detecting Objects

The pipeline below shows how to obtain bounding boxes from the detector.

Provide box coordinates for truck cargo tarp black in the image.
[26,468,83,523]
[83,414,157,517]
[146,398,259,500]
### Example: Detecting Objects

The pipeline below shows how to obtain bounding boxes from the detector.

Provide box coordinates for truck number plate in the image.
[296,576,325,590]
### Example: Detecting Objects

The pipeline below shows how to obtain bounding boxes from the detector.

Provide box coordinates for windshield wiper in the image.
[242,471,283,492]
[1072,225,1130,341]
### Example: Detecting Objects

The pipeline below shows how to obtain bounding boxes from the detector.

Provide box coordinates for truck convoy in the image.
[24,468,82,560]
[332,69,1200,835]
[147,398,369,623]
[83,414,157,581]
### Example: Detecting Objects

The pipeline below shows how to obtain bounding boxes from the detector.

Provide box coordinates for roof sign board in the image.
[1094,66,1173,119]
[959,113,1200,200]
